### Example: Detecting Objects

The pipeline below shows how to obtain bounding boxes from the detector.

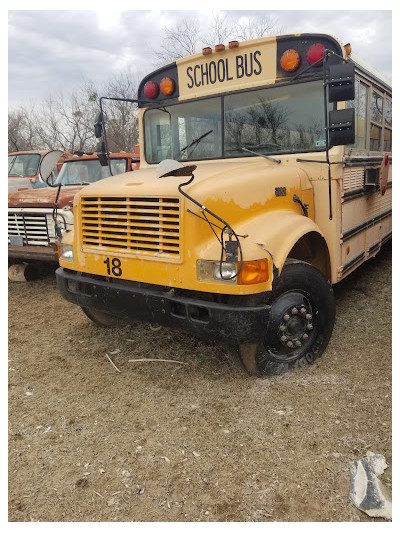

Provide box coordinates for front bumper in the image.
[56,268,270,343]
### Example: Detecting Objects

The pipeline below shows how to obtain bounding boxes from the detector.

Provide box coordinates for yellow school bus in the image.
[56,33,392,376]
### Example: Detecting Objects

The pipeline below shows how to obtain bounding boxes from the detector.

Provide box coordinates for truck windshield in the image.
[8,153,41,177]
[144,80,329,163]
[58,158,128,185]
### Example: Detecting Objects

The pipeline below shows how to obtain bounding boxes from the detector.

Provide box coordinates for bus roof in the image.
[350,52,392,92]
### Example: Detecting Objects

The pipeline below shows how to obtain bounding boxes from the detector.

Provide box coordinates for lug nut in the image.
[302,334,309,340]
[307,324,313,330]
[279,325,286,332]
[291,307,298,314]
[300,307,307,314]
[281,336,287,342]
[306,313,312,320]
[284,314,290,321]
[287,341,293,348]
[295,340,302,347]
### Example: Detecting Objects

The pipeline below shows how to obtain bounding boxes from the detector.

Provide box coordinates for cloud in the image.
[8,9,392,108]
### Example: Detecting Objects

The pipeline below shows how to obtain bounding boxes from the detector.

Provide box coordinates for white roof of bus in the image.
[350,51,392,90]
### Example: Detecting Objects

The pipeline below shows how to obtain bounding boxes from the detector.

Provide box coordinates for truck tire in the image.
[237,259,336,376]
[81,307,128,328]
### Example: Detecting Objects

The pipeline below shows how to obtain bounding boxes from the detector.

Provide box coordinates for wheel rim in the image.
[263,291,316,361]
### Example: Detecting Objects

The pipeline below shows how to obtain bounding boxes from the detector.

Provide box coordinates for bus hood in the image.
[73,159,312,217]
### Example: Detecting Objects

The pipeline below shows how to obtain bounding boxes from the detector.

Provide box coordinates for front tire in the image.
[238,260,336,376]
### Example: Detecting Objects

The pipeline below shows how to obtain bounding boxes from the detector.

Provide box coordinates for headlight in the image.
[197,259,269,285]
[60,243,74,261]
[197,260,237,284]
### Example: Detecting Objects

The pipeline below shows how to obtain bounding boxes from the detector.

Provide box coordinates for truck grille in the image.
[8,211,56,246]
[80,196,181,258]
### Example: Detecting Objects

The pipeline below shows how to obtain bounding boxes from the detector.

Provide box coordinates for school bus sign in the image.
[177,38,277,98]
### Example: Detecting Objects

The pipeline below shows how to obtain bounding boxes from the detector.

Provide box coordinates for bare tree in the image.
[8,106,39,152]
[100,71,140,153]
[33,84,99,154]
[153,17,202,65]
[235,14,284,41]
[202,11,234,47]
[153,12,285,65]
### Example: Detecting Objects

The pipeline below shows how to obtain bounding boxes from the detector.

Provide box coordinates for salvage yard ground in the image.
[8,243,392,522]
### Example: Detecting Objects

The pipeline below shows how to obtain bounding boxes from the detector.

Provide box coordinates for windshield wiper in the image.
[241,147,281,164]
[178,129,213,160]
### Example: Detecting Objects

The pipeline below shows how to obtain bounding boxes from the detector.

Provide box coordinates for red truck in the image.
[8,149,140,280]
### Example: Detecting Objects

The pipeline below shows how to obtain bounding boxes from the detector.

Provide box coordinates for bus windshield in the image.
[8,153,41,177]
[58,158,128,185]
[144,80,329,163]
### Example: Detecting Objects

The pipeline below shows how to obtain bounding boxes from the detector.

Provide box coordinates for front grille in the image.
[8,211,55,246]
[80,196,181,258]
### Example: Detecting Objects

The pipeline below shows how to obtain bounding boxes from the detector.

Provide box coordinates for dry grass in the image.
[8,243,391,522]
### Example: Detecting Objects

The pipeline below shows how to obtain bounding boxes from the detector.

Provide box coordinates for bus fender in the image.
[235,210,329,278]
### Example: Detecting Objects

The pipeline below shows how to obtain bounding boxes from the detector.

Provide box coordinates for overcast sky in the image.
[8,7,393,109]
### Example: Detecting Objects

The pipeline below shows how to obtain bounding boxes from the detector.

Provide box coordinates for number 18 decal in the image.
[104,257,122,277]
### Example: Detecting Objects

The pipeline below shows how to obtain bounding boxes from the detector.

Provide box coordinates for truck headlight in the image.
[197,260,237,284]
[60,244,74,261]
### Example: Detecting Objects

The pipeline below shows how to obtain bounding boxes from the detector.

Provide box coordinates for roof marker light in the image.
[202,47,212,55]
[215,44,225,52]
[144,81,159,99]
[228,41,239,49]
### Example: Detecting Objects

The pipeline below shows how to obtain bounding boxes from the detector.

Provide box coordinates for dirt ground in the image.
[8,244,392,523]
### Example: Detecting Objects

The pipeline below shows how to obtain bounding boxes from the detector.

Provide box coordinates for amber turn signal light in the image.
[237,259,269,285]
[280,49,301,72]
[160,77,175,96]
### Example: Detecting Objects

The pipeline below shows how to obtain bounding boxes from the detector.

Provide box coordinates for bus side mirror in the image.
[96,140,109,167]
[327,62,355,102]
[94,111,104,139]
[328,108,355,147]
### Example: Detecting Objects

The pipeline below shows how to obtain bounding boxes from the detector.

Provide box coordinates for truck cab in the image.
[8,150,139,269]
[8,150,70,189]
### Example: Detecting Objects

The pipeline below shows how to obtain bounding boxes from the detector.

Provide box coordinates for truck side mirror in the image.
[328,108,355,147]
[94,111,104,139]
[327,62,355,102]
[39,149,64,186]
[96,141,109,167]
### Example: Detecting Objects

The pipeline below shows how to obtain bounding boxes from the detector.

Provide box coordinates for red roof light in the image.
[306,43,326,66]
[144,81,159,99]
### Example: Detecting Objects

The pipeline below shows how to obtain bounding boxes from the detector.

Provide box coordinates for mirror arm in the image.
[322,50,333,220]
[52,183,64,241]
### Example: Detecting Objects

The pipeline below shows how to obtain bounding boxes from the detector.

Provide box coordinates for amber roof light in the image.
[280,49,301,72]
[160,77,175,96]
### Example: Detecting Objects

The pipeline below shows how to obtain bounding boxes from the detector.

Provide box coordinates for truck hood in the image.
[8,185,85,209]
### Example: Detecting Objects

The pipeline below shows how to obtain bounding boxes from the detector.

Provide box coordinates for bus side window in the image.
[384,97,392,152]
[347,79,368,150]
[370,90,383,151]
